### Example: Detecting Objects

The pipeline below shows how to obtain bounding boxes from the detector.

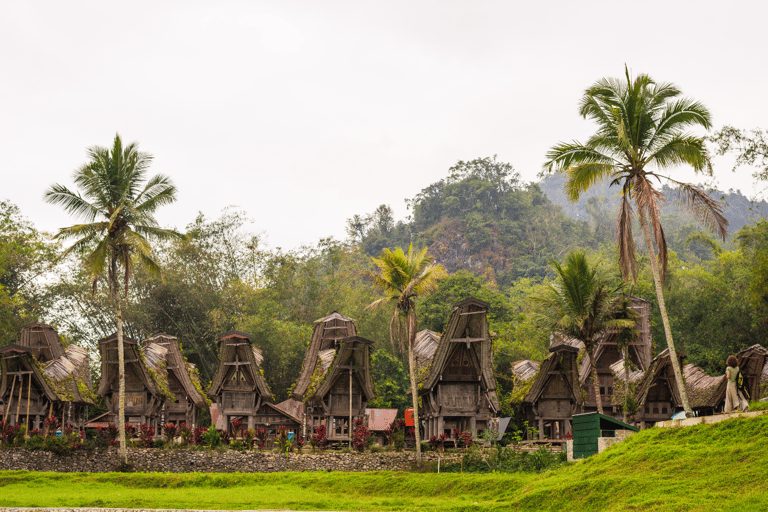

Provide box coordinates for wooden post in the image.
[7,375,16,426]
[15,374,23,423]
[26,372,32,432]
[538,418,544,440]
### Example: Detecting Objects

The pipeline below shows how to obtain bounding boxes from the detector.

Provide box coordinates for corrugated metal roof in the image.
[365,408,398,431]
[275,398,304,419]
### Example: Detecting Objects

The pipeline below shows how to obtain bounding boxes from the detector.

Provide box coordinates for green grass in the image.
[2,414,768,511]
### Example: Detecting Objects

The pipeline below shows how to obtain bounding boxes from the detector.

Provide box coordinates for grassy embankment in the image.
[1,413,767,511]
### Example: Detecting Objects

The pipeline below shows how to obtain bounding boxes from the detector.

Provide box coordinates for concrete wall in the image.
[0,448,460,473]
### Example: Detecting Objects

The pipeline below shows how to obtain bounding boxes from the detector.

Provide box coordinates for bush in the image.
[311,425,328,451]
[25,433,45,451]
[202,426,221,448]
[393,430,405,452]
[138,424,154,448]
[230,439,246,451]
[352,419,372,452]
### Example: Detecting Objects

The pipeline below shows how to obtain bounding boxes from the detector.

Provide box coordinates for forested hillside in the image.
[2,156,767,420]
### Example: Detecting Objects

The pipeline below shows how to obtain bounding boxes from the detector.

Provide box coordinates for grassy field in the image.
[1,414,767,511]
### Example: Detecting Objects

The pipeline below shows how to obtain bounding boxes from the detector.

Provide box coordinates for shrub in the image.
[179,422,192,445]
[138,424,154,448]
[243,428,256,450]
[43,416,61,437]
[311,425,328,451]
[393,430,405,452]
[25,432,45,451]
[162,422,178,442]
[275,425,292,453]
[295,437,305,453]
[192,427,206,446]
[230,439,245,451]
[453,429,473,448]
[255,428,268,450]
[202,426,221,448]
[352,419,372,452]
[230,419,243,438]
[125,423,137,439]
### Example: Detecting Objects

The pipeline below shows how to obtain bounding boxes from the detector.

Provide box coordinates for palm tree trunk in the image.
[406,311,422,466]
[116,291,127,464]
[638,210,693,416]
[588,349,603,415]
[623,356,629,424]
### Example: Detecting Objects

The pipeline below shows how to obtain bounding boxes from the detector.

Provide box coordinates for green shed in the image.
[571,412,639,459]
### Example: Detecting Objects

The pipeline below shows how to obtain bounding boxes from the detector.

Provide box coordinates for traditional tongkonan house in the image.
[143,334,209,427]
[207,330,273,432]
[96,332,173,432]
[578,297,653,416]
[0,322,95,430]
[632,348,687,428]
[418,298,500,442]
[292,312,377,442]
[516,339,582,439]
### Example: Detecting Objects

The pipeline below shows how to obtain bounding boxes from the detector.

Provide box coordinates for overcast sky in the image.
[2,1,766,250]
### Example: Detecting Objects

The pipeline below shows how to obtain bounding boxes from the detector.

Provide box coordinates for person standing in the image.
[724,355,749,413]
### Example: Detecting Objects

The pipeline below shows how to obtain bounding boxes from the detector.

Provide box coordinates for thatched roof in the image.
[634,349,686,410]
[609,359,644,384]
[17,322,65,362]
[305,335,376,403]
[144,334,209,408]
[414,329,440,377]
[292,311,357,401]
[522,348,581,405]
[418,297,499,411]
[208,330,272,399]
[511,360,540,383]
[97,333,174,401]
[2,324,95,406]
[683,363,726,409]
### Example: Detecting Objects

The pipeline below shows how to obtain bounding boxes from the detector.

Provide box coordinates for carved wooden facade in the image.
[0,322,95,430]
[418,298,500,441]
[208,330,273,432]
[96,333,173,432]
[143,334,209,427]
[579,297,653,415]
[292,312,377,441]
[517,343,581,439]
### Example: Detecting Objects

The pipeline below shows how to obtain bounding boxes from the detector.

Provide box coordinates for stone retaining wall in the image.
[0,448,460,473]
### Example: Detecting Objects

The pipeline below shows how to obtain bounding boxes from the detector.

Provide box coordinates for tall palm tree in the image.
[543,67,728,416]
[45,134,180,463]
[365,244,445,464]
[534,252,634,415]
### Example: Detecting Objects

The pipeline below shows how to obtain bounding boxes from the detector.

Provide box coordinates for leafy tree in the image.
[0,201,56,342]
[543,67,728,415]
[365,244,445,465]
[44,134,180,463]
[709,126,768,183]
[533,252,632,414]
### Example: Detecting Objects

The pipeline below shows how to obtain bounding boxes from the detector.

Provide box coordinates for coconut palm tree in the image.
[365,244,445,464]
[543,67,728,415]
[44,134,180,463]
[533,252,634,415]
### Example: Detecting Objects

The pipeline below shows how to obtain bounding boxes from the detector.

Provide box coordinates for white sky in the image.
[2,1,767,249]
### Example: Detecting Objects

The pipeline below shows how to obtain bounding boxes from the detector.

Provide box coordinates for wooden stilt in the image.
[7,375,17,425]
[26,373,32,432]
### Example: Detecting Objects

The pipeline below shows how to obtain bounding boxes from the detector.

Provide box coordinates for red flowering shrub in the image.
[311,424,328,450]
[138,424,154,447]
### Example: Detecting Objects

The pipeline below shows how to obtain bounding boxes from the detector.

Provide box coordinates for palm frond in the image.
[43,184,101,221]
[664,181,729,240]
[616,188,637,283]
